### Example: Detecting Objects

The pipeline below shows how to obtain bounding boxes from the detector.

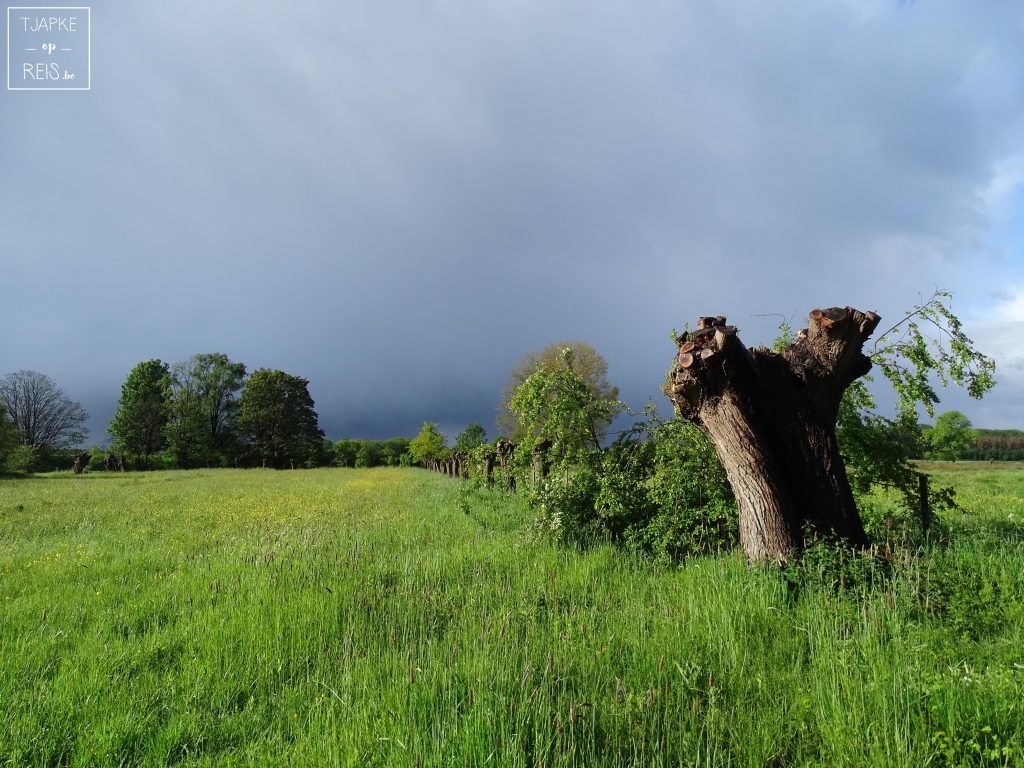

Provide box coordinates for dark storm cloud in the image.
[2,0,1023,442]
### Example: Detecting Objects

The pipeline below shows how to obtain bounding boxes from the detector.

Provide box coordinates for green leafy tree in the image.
[510,348,624,461]
[333,439,360,467]
[454,422,487,453]
[164,382,207,469]
[409,422,446,465]
[191,353,246,453]
[312,438,335,467]
[381,438,411,466]
[926,410,977,461]
[109,360,171,469]
[0,408,20,471]
[507,352,625,543]
[355,441,378,468]
[236,369,323,468]
[331,439,409,468]
[498,341,619,440]
[166,353,246,467]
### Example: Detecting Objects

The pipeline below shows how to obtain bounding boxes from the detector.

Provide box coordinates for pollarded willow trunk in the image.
[664,307,880,562]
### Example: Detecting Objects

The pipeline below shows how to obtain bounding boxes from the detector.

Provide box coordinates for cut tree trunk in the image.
[664,308,880,562]
[484,451,496,488]
[71,453,90,475]
[534,438,553,483]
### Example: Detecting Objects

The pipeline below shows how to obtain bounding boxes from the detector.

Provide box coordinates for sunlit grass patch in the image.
[1,466,1023,766]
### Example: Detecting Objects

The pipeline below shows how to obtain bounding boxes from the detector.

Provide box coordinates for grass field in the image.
[1,466,1023,766]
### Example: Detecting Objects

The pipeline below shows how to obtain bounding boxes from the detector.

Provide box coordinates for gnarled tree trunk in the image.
[665,307,880,562]
[71,452,90,475]
[496,439,517,493]
[483,450,496,488]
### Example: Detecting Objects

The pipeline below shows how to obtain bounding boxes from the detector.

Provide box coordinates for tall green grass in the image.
[1,467,1022,766]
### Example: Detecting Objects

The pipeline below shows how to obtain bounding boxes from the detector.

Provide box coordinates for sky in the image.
[2,0,1023,444]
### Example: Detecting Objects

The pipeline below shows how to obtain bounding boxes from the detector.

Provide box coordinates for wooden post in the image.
[918,474,931,533]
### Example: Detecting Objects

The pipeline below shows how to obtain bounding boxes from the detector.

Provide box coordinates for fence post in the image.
[918,473,931,533]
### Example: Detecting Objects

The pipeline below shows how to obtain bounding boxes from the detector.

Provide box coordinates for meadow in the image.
[1,466,1022,767]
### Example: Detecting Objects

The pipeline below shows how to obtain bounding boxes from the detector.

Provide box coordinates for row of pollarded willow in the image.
[423,451,469,478]
[423,437,549,493]
[424,294,993,564]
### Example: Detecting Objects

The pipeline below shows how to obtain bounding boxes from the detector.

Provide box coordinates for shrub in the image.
[4,444,38,474]
[531,464,603,548]
[514,409,737,563]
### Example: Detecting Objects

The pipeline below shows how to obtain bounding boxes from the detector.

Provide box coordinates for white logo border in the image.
[7,6,91,91]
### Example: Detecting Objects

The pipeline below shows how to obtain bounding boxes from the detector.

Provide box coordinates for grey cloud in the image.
[3,0,1024,442]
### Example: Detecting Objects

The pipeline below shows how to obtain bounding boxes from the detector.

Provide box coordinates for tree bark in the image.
[71,453,90,475]
[496,439,517,493]
[534,438,553,483]
[665,308,880,562]
[484,451,495,488]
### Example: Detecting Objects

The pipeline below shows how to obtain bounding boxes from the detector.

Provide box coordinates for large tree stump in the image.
[665,308,880,562]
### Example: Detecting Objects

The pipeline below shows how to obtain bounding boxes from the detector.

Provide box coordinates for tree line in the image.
[964,429,1024,461]
[918,414,1024,462]
[97,355,327,470]
[0,322,1008,480]
[0,355,494,473]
